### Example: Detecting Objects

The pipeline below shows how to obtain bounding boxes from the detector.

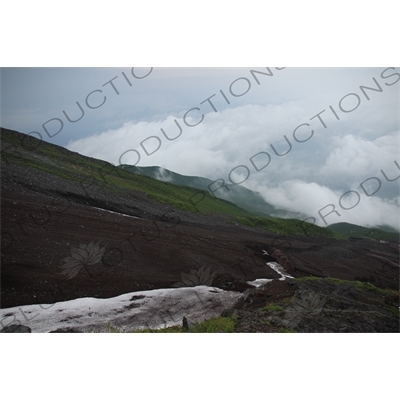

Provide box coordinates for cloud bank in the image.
[63,68,399,230]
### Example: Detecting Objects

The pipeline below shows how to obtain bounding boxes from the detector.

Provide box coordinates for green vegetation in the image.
[120,165,289,218]
[1,128,251,217]
[262,304,284,312]
[296,276,398,297]
[96,316,238,333]
[188,316,237,333]
[236,216,343,238]
[108,170,251,216]
[328,278,398,296]
[132,316,238,333]
[278,327,297,333]
[328,222,399,243]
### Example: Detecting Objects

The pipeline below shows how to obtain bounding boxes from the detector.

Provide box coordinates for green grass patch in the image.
[189,316,237,333]
[278,327,297,333]
[236,216,343,238]
[262,304,284,312]
[328,222,399,243]
[132,316,238,333]
[329,278,397,296]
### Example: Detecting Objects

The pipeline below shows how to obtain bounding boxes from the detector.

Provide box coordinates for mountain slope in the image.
[328,222,399,243]
[0,128,250,218]
[1,128,338,238]
[120,165,306,219]
[2,127,399,324]
[123,165,400,241]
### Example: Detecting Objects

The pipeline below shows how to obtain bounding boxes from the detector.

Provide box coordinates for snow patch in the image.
[246,279,273,287]
[0,286,242,333]
[93,207,142,219]
[267,261,294,281]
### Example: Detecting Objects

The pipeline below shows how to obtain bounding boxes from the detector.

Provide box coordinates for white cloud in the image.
[319,133,399,188]
[255,180,400,230]
[64,70,399,231]
[67,101,322,177]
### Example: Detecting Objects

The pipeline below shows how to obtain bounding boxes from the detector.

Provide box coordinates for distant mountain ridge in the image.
[119,165,306,219]
[328,222,399,243]
[121,165,400,239]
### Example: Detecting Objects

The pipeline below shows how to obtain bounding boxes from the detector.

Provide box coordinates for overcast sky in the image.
[1,67,399,230]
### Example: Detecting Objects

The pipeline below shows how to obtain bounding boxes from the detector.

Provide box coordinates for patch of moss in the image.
[295,277,398,297]
[328,278,397,296]
[262,304,284,312]
[278,327,297,333]
[189,316,237,333]
[132,316,238,333]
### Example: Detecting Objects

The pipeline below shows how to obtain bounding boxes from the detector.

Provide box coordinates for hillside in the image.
[120,165,306,219]
[0,128,338,238]
[328,222,399,243]
[1,127,399,332]
[1,129,249,217]
[122,166,400,242]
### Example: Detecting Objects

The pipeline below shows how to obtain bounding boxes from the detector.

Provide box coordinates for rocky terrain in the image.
[1,128,399,332]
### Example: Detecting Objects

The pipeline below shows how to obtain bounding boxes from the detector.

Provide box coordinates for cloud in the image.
[254,179,400,231]
[154,167,174,183]
[67,101,320,176]
[318,133,399,195]
[64,70,399,231]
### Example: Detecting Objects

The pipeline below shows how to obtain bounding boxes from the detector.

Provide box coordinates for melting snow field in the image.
[267,262,294,280]
[247,261,293,287]
[0,286,243,333]
[246,279,273,287]
[0,261,295,333]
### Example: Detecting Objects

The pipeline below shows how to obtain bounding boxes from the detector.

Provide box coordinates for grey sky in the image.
[3,67,394,145]
[1,67,399,230]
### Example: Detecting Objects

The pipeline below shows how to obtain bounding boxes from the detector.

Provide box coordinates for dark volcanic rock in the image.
[1,324,31,333]
[229,278,399,333]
